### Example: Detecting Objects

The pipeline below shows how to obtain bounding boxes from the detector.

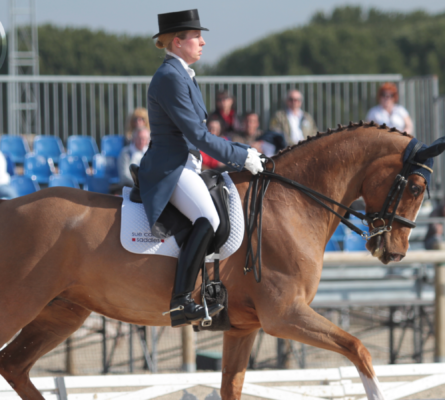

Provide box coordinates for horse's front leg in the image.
[221,329,258,400]
[259,302,386,400]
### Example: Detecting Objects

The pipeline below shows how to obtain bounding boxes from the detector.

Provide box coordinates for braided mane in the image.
[274,120,413,159]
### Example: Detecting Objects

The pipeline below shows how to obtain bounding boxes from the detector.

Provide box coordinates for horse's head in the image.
[362,137,445,264]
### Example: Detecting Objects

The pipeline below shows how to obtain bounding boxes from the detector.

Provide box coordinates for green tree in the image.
[214,6,445,92]
[37,25,163,76]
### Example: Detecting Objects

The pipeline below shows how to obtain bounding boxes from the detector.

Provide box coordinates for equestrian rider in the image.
[139,9,263,328]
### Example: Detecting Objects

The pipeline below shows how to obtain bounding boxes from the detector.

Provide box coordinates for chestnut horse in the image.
[0,124,431,400]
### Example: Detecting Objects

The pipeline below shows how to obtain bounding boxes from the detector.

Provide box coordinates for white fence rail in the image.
[2,363,445,400]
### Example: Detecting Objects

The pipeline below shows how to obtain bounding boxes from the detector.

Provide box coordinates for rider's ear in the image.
[415,137,445,162]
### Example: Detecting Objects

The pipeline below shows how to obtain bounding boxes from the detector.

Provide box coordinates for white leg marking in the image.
[358,370,386,400]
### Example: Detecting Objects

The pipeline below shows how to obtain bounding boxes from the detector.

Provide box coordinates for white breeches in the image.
[169,153,220,232]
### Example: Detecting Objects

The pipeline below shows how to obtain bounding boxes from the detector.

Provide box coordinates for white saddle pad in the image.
[120,172,244,262]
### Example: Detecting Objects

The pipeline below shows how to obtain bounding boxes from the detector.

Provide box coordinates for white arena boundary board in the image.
[1,363,445,400]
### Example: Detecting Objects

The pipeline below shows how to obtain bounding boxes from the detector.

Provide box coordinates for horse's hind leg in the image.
[220,329,258,400]
[0,298,90,400]
[260,303,386,400]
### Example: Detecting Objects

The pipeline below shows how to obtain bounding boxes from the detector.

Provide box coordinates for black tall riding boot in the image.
[168,217,224,327]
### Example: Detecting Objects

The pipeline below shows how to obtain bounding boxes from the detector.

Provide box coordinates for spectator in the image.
[366,82,413,135]
[424,202,445,250]
[269,90,317,145]
[118,127,150,187]
[200,119,226,170]
[0,151,17,199]
[125,108,150,143]
[209,90,242,134]
[230,112,265,153]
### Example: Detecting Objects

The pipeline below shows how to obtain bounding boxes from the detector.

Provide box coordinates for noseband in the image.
[244,141,429,282]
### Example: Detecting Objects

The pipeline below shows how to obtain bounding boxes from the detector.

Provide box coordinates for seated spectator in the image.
[118,128,150,187]
[0,151,17,199]
[209,90,242,135]
[269,90,317,145]
[425,202,445,250]
[230,112,265,153]
[125,108,150,144]
[366,82,413,135]
[201,119,226,170]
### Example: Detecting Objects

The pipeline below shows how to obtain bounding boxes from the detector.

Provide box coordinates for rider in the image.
[139,9,264,327]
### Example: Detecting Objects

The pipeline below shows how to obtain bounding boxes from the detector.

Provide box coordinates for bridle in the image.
[244,141,430,282]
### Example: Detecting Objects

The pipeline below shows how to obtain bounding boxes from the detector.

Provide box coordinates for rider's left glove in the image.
[244,148,264,175]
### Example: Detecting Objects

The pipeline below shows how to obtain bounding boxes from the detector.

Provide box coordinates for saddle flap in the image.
[200,169,231,252]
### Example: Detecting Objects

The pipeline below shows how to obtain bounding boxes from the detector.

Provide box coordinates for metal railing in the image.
[0,74,441,190]
[1,74,437,137]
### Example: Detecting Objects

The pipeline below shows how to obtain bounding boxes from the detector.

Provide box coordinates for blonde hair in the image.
[155,31,189,51]
[125,108,150,141]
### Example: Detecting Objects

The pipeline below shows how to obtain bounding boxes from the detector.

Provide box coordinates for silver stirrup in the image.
[201,295,212,327]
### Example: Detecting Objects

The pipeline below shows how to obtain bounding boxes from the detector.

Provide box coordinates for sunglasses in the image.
[381,93,394,99]
[288,97,302,102]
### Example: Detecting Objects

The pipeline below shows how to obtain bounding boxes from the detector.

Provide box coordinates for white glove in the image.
[244,148,264,175]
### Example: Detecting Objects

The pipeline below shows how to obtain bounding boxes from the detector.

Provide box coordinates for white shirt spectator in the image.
[118,143,148,187]
[366,104,409,132]
[0,151,11,186]
[287,109,305,143]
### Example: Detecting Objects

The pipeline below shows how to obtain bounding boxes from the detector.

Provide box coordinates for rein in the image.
[244,143,424,283]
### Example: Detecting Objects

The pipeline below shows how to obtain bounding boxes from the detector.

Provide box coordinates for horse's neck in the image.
[273,129,409,220]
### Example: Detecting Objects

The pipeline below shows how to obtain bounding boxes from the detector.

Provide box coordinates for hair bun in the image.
[155,39,165,49]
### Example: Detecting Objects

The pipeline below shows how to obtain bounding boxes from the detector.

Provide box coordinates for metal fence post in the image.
[65,336,75,375]
[435,263,445,362]
[127,80,134,116]
[102,316,108,374]
[262,82,270,129]
[182,325,196,372]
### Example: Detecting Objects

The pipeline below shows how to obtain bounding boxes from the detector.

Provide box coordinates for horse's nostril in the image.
[389,253,404,262]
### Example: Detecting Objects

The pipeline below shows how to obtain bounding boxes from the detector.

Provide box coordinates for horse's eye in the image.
[409,184,421,197]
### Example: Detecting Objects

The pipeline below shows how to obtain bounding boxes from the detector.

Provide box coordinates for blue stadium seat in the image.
[9,175,40,197]
[344,214,368,252]
[67,135,99,163]
[4,153,15,176]
[33,135,65,163]
[85,175,110,194]
[59,154,89,185]
[48,174,80,189]
[101,135,125,158]
[93,154,119,184]
[24,153,55,184]
[0,135,30,163]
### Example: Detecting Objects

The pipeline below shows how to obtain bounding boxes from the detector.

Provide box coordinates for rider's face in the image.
[176,30,205,65]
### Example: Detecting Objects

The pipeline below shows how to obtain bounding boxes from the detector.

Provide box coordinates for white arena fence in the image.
[0,74,442,194]
[1,363,445,400]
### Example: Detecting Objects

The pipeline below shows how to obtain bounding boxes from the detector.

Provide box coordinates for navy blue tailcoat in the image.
[139,57,249,232]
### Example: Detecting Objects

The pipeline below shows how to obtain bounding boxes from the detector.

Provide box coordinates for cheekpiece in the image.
[153,9,209,39]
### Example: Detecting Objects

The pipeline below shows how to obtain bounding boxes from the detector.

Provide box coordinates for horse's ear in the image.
[416,137,445,162]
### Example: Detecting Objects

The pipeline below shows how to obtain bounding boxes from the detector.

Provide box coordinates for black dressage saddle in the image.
[129,164,231,251]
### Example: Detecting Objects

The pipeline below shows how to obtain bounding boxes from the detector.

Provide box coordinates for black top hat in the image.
[152,9,209,39]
